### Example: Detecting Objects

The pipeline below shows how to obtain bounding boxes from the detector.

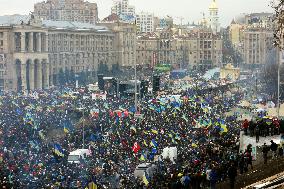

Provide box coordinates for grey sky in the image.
[1,0,273,26]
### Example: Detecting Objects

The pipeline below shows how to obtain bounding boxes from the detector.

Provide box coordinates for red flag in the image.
[124,110,129,117]
[109,110,114,117]
[117,111,122,117]
[132,142,141,153]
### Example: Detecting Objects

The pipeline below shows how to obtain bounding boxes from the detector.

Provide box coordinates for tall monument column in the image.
[29,63,35,91]
[29,32,34,52]
[20,32,26,52]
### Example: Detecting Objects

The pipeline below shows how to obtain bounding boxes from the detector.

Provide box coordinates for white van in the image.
[67,149,91,164]
[134,163,157,179]
[161,147,177,162]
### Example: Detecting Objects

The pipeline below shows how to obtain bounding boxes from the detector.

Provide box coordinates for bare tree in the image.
[272,0,284,49]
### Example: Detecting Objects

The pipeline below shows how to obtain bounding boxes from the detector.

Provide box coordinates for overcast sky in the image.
[0,0,273,26]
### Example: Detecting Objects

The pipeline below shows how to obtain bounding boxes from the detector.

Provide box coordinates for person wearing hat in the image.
[262,143,269,164]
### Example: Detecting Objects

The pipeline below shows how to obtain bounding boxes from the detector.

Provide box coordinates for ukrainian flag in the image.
[218,119,228,133]
[143,140,148,147]
[150,139,158,148]
[54,143,64,157]
[151,129,158,134]
[64,125,69,133]
[142,173,149,186]
[192,143,198,148]
[88,181,97,189]
[220,124,228,133]
[140,153,147,161]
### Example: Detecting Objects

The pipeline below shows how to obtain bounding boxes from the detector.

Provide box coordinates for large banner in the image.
[91,93,106,100]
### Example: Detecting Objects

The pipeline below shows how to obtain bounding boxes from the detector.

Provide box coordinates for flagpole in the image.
[135,60,138,113]
[83,109,85,149]
[78,107,85,148]
[134,22,138,113]
[277,48,281,118]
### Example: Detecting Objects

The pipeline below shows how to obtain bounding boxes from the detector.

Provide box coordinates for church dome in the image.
[209,0,218,9]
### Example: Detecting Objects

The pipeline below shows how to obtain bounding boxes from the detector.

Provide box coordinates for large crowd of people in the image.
[0,81,281,188]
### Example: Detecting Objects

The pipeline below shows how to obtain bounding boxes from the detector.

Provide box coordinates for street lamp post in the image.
[277,48,281,118]
[116,79,119,98]
[134,62,138,113]
[82,109,85,149]
[78,107,85,148]
[75,74,79,88]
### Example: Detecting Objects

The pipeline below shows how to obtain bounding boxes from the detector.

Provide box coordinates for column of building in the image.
[21,63,27,91]
[43,61,49,89]
[36,33,42,52]
[29,62,35,91]
[20,32,26,52]
[29,32,34,52]
[36,61,43,89]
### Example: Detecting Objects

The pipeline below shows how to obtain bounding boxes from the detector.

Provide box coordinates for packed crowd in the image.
[0,83,268,189]
[242,116,284,142]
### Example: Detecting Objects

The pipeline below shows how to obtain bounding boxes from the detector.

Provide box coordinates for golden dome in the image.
[209,0,218,9]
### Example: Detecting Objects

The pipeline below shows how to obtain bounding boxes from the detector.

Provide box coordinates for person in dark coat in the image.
[262,143,269,164]
[238,152,245,174]
[255,125,260,143]
[278,146,283,157]
[228,163,238,189]
[270,140,278,159]
[209,167,218,189]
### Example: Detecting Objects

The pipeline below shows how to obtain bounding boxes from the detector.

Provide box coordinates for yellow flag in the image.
[143,175,149,186]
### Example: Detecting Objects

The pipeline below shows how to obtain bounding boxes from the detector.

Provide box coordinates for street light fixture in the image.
[77,107,85,149]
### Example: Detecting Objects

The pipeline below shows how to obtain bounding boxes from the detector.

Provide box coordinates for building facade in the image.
[229,12,275,68]
[34,0,98,24]
[136,30,181,68]
[136,12,154,33]
[0,16,49,92]
[229,20,244,49]
[136,27,223,70]
[0,15,118,92]
[111,0,135,22]
[186,28,223,70]
[98,21,136,68]
[46,22,116,86]
[243,28,274,68]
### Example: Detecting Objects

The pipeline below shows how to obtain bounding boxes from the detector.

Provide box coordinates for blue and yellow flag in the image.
[53,143,64,157]
[150,139,158,148]
[140,153,147,161]
[151,129,158,134]
[219,120,228,134]
[142,173,149,186]
[88,181,97,189]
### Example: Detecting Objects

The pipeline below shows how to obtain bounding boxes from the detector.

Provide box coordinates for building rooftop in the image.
[0,14,109,31]
[42,20,109,31]
[0,14,31,26]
